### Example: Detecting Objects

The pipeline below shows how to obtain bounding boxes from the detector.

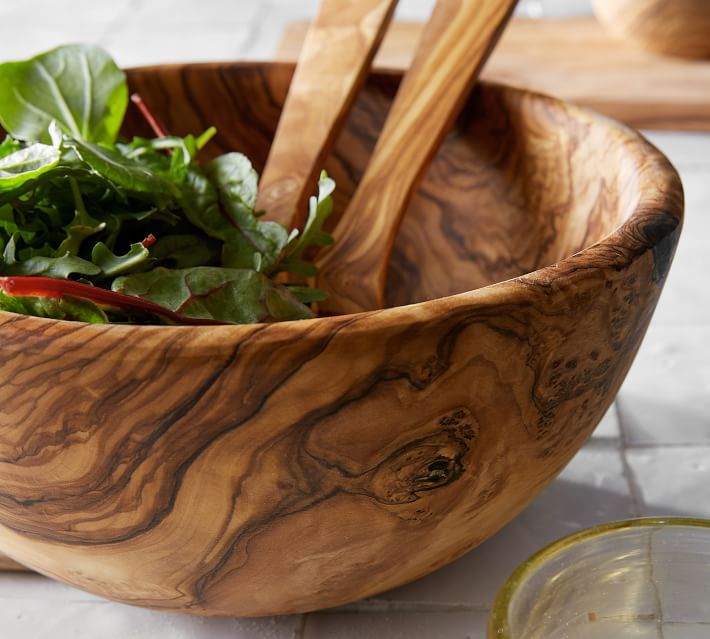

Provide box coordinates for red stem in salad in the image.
[141,233,157,248]
[0,276,223,326]
[130,93,169,138]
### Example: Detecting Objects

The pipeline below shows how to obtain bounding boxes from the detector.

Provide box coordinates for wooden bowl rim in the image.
[0,62,684,345]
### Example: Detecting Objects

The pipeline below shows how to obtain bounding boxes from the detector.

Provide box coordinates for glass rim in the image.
[488,516,710,638]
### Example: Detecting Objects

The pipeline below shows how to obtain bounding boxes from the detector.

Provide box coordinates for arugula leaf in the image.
[0,205,40,243]
[91,241,150,277]
[0,44,127,144]
[2,233,18,264]
[120,128,215,183]
[279,172,335,277]
[0,143,61,191]
[2,253,101,278]
[112,266,313,324]
[56,176,106,255]
[65,136,178,205]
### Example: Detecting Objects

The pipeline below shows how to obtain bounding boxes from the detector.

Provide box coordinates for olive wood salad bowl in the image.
[0,62,683,616]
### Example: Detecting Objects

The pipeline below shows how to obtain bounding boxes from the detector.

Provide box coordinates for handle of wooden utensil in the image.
[256,0,399,229]
[317,0,518,314]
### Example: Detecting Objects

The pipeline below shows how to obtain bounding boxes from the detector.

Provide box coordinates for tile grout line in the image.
[295,613,308,639]
[624,442,710,450]
[615,401,645,517]
[238,2,273,59]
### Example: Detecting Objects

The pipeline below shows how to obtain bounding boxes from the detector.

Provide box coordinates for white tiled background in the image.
[1,1,709,638]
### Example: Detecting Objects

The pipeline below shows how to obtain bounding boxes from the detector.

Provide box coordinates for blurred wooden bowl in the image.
[593,0,710,59]
[0,62,683,616]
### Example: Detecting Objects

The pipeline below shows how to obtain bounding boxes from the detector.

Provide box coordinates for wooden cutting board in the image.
[277,17,710,132]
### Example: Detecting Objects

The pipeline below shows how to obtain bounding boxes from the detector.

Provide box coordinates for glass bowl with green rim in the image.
[488,517,710,638]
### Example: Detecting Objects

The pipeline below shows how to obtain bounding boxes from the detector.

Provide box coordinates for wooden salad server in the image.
[317,0,519,314]
[256,0,399,228]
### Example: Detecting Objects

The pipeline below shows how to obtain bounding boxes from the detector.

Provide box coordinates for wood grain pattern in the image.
[277,18,710,131]
[593,0,710,59]
[318,0,518,314]
[0,62,683,615]
[255,0,398,228]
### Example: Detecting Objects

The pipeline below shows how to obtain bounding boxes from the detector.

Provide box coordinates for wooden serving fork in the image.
[317,0,519,314]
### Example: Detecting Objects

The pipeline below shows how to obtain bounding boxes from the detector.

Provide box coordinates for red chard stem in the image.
[0,276,223,326]
[130,93,170,138]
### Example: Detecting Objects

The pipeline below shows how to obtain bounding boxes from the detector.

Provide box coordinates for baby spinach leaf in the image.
[0,44,127,144]
[0,143,61,191]
[112,266,313,324]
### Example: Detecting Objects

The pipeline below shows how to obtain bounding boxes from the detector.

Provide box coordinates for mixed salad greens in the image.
[0,44,335,325]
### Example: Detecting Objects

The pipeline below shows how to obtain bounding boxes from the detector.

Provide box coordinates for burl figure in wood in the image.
[0,63,683,616]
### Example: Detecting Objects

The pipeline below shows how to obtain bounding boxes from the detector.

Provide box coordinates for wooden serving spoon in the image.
[317,0,519,315]
[256,0,399,229]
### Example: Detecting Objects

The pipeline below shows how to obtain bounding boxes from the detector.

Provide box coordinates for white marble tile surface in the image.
[626,447,710,517]
[0,0,706,637]
[617,326,710,445]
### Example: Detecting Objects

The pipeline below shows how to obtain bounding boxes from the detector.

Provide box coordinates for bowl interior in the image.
[123,63,645,307]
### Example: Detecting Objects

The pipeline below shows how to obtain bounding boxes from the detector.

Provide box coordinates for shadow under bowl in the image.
[0,62,683,616]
